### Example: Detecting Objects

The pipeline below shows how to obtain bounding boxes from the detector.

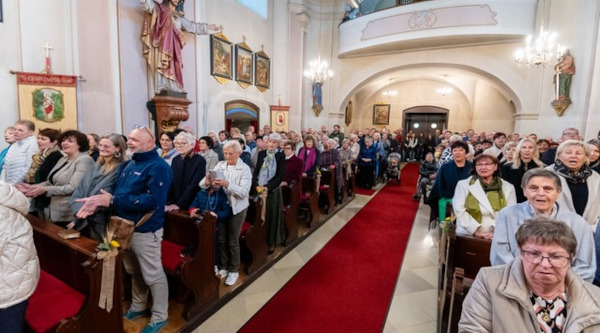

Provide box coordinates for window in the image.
[237,0,267,19]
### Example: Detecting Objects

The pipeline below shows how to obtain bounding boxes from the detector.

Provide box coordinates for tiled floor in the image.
[194,187,439,333]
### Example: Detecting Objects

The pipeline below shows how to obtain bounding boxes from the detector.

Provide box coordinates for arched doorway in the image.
[403,105,448,137]
[224,100,259,133]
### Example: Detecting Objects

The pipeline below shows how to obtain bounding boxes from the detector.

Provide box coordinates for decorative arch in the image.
[224,100,259,133]
[334,51,525,116]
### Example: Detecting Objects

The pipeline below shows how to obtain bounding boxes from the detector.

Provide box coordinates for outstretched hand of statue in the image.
[208,24,221,32]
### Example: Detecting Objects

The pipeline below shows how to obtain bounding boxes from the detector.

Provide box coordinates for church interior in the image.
[1,0,599,332]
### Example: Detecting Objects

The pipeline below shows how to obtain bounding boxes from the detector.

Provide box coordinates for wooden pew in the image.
[319,169,336,214]
[26,215,124,333]
[446,268,469,333]
[438,224,491,333]
[299,176,320,227]
[162,210,219,320]
[241,198,268,275]
[281,183,300,244]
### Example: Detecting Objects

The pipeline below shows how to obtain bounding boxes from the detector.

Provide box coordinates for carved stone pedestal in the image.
[146,91,191,137]
[551,99,571,117]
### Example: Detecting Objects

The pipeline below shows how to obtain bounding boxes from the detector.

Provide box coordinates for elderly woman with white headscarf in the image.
[252,133,286,254]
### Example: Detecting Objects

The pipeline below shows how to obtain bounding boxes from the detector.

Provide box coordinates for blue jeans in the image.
[0,299,28,333]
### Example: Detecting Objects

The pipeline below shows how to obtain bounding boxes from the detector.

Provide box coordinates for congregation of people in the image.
[2,118,600,332]
[416,126,600,331]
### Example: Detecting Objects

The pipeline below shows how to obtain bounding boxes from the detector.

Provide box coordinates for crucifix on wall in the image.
[42,43,53,74]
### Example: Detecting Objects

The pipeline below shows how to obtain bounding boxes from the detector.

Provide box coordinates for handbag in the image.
[108,211,154,250]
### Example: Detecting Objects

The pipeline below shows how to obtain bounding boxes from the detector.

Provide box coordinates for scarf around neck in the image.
[258,150,278,186]
[465,175,506,223]
[300,147,317,173]
[553,159,592,184]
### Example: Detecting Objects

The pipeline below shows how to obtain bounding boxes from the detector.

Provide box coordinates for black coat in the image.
[252,150,286,193]
[168,153,206,209]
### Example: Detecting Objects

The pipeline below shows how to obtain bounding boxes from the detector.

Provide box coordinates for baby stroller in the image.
[384,152,402,184]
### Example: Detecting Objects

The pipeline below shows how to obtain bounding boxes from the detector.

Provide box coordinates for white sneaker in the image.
[218,269,228,278]
[225,272,239,286]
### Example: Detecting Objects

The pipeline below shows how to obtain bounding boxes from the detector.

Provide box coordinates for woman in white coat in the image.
[0,181,39,332]
[453,154,516,239]
[199,140,251,286]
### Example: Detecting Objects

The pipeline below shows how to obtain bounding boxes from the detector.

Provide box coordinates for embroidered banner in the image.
[15,72,78,131]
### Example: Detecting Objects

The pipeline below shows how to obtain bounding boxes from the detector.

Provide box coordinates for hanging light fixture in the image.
[513,0,563,68]
[382,77,397,97]
[514,30,563,68]
[436,75,452,96]
[303,4,334,85]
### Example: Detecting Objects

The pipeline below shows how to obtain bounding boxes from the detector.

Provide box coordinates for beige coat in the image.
[460,258,600,332]
[40,152,94,222]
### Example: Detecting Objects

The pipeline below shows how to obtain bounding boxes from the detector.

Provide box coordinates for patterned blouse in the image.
[530,292,568,333]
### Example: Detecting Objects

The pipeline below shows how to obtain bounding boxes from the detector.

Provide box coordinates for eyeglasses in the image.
[174,141,188,147]
[133,125,155,139]
[521,250,571,268]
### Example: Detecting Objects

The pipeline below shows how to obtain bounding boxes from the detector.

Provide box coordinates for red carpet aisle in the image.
[239,163,420,333]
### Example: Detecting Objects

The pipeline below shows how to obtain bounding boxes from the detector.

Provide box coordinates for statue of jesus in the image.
[141,0,220,93]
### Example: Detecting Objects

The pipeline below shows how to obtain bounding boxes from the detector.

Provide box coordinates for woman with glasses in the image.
[281,140,303,188]
[198,135,219,172]
[157,131,177,166]
[165,132,206,212]
[461,217,600,332]
[453,154,516,239]
[501,138,545,203]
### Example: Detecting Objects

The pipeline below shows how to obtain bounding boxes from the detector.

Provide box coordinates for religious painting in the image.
[235,43,253,88]
[345,101,353,126]
[373,103,390,125]
[270,105,290,133]
[14,72,78,131]
[33,88,64,122]
[254,50,270,92]
[210,34,233,84]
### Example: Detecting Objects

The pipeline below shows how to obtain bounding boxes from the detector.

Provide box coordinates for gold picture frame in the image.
[373,104,390,125]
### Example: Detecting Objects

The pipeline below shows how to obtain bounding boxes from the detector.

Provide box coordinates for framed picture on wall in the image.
[0,0,3,23]
[373,104,390,125]
[235,43,253,88]
[210,34,233,84]
[254,48,270,92]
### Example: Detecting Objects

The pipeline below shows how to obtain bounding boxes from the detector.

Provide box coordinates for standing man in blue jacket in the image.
[76,125,173,333]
